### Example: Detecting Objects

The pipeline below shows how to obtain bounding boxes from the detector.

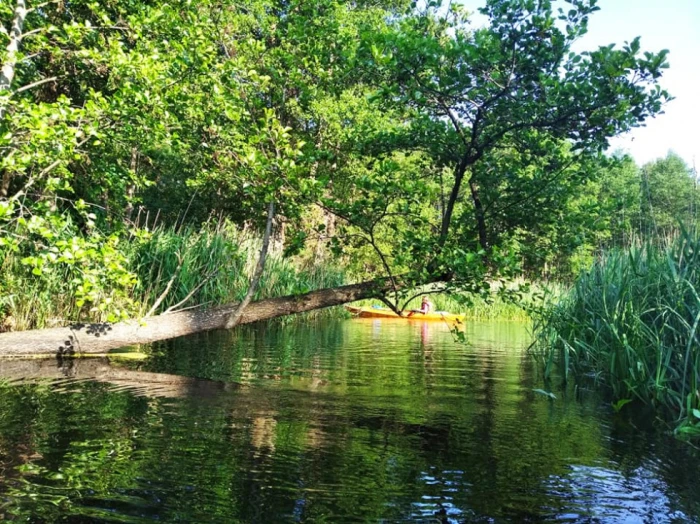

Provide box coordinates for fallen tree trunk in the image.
[0,278,395,356]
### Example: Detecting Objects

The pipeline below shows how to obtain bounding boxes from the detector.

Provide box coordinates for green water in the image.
[1,319,699,522]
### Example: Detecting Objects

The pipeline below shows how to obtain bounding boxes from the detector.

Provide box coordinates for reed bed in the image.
[130,222,346,322]
[0,221,346,331]
[533,229,700,436]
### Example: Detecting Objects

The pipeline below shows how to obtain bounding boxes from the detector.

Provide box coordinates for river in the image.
[0,319,699,522]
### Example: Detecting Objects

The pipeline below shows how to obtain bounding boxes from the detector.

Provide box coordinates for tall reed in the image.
[126,221,347,319]
[533,229,700,436]
[0,221,346,331]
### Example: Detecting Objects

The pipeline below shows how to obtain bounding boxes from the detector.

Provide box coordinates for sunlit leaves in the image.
[0,0,674,323]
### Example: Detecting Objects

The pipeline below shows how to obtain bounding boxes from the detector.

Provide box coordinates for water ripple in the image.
[0,320,699,522]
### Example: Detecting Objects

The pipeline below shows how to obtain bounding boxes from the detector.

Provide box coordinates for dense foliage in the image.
[527,152,699,278]
[2,221,346,330]
[0,0,673,326]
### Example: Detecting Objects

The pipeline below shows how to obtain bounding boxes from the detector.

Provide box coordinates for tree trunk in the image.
[468,175,489,251]
[0,0,27,119]
[0,168,12,197]
[439,154,469,244]
[0,278,398,357]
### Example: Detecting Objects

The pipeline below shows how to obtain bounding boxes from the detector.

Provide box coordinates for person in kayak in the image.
[407,296,433,317]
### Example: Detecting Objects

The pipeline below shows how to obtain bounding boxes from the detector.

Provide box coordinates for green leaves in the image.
[612,398,633,413]
[0,0,675,325]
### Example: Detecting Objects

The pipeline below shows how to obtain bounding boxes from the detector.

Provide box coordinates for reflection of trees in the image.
[251,412,278,455]
[0,321,699,521]
[0,384,45,503]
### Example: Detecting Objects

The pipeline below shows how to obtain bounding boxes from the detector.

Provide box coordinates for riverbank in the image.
[1,220,541,335]
[533,230,700,437]
[0,221,346,332]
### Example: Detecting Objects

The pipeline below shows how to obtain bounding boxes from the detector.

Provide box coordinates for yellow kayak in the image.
[345,306,464,323]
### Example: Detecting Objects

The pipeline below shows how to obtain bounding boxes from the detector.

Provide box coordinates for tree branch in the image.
[144,254,184,318]
[26,0,59,13]
[399,285,447,313]
[12,75,57,95]
[10,137,89,201]
[162,265,222,315]
[224,199,275,329]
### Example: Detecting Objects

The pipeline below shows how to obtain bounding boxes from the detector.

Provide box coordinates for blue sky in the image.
[458,0,700,169]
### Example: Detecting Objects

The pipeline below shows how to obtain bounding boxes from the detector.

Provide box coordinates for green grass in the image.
[131,221,347,322]
[0,221,346,331]
[532,228,700,437]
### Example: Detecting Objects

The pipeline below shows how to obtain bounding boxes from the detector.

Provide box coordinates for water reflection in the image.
[0,320,698,522]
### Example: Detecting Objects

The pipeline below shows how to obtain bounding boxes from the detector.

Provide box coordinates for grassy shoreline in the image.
[1,221,536,333]
[533,230,700,437]
[0,222,346,331]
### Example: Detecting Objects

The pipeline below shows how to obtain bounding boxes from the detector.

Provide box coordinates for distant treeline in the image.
[519,152,699,279]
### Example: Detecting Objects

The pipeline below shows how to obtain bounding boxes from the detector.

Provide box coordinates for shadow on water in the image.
[0,319,699,522]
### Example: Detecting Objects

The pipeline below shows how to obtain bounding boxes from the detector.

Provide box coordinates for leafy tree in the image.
[316,0,670,307]
[596,153,643,248]
[639,152,698,237]
[0,0,312,319]
[0,0,674,326]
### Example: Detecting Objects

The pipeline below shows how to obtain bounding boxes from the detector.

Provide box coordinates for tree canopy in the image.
[0,0,673,321]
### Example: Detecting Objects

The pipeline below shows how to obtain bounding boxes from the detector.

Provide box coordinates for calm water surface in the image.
[0,319,699,522]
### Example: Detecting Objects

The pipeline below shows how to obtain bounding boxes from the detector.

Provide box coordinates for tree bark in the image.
[439,153,469,245]
[0,168,12,197]
[0,0,27,120]
[468,175,489,251]
[0,278,398,357]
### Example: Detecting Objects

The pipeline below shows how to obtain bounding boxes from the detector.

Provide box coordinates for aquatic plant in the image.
[533,228,700,436]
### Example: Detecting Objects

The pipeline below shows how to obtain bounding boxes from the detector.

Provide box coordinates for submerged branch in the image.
[144,254,184,318]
